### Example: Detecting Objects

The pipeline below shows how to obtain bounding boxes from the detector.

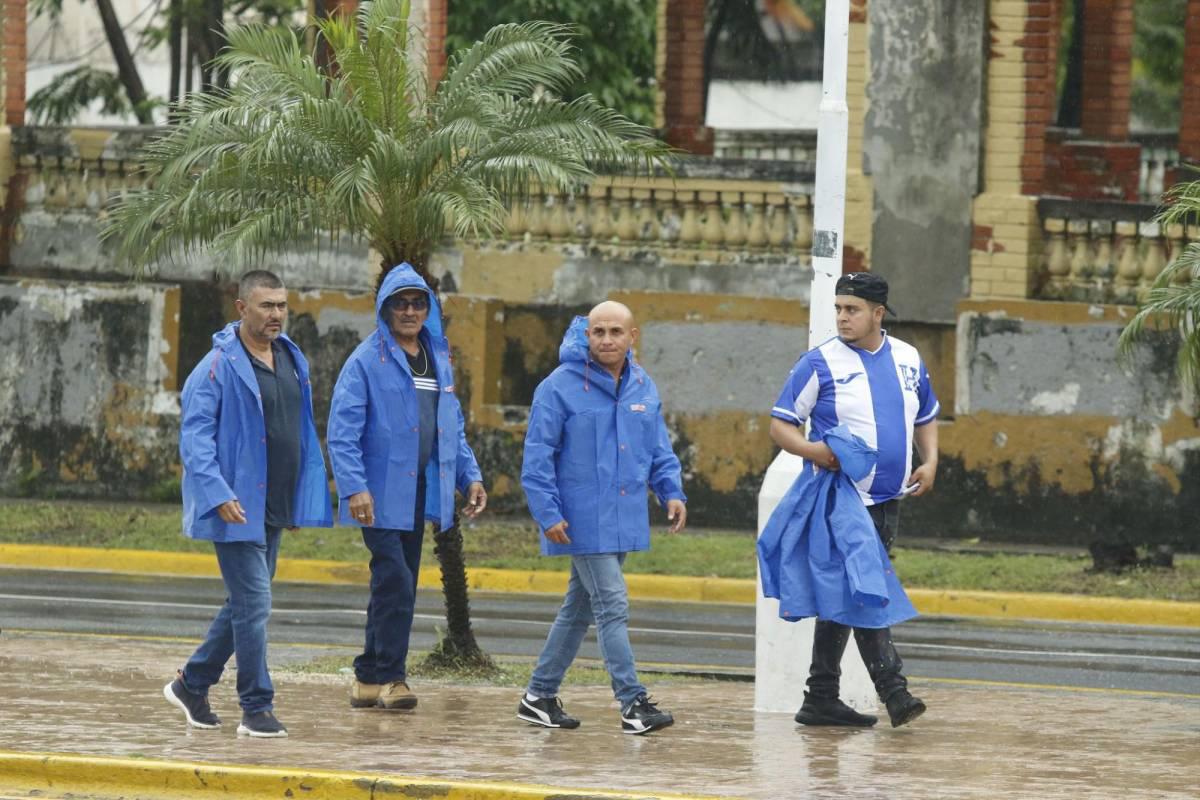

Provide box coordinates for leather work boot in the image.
[377,680,418,710]
[794,691,878,727]
[884,689,927,728]
[350,679,382,709]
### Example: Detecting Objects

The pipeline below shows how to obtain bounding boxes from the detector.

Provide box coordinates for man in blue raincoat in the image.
[327,263,486,711]
[166,270,333,739]
[768,272,939,729]
[518,301,687,735]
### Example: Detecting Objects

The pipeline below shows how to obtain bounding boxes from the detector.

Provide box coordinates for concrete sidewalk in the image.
[0,631,1196,800]
[1,542,1199,627]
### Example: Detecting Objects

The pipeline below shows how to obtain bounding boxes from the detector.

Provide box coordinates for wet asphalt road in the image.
[0,567,1197,695]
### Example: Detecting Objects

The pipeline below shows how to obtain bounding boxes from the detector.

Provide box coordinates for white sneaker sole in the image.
[162,682,220,729]
[621,716,674,735]
[517,699,578,729]
[236,724,288,738]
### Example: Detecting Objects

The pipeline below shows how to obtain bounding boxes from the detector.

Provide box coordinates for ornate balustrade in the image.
[1036,198,1198,305]
[499,159,814,263]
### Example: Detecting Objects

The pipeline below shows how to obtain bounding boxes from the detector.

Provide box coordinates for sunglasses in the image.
[388,296,429,311]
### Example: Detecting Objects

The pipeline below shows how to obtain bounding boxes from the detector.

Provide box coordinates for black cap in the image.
[836,272,896,316]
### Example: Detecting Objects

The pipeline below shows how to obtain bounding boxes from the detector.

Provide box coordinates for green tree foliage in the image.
[27,65,155,125]
[1118,177,1200,386]
[1131,0,1186,130]
[446,0,656,127]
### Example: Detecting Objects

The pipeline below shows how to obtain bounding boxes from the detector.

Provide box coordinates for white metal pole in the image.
[754,0,874,714]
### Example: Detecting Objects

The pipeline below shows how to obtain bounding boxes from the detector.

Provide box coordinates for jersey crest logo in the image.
[629,403,647,412]
[835,371,863,385]
[899,365,920,392]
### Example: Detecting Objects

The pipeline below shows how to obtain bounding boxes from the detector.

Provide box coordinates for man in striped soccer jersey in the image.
[769,271,938,728]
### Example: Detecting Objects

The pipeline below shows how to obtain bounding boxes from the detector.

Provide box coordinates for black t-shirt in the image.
[406,341,439,473]
[243,337,302,529]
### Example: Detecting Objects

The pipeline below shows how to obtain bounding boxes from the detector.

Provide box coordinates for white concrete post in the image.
[754,0,875,714]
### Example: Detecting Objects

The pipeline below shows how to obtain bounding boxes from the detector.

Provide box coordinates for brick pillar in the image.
[426,0,447,86]
[1079,0,1133,141]
[656,0,711,154]
[1178,0,1200,164]
[3,0,27,127]
[1018,0,1061,196]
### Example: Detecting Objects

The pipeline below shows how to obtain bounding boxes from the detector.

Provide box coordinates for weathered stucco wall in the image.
[865,0,986,323]
[0,278,182,496]
[905,300,1200,549]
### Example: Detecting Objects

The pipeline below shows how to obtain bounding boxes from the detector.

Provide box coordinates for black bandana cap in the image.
[836,271,896,316]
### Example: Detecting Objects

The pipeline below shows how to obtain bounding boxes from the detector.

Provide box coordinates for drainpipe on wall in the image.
[754,0,875,715]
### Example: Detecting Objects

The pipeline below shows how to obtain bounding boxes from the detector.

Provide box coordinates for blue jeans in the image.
[354,487,425,685]
[182,527,281,714]
[528,553,647,706]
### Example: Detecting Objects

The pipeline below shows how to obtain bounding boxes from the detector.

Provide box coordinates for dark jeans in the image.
[807,499,908,702]
[354,479,425,685]
[182,527,282,714]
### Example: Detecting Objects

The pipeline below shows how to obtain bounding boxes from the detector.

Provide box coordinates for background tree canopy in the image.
[445,0,656,127]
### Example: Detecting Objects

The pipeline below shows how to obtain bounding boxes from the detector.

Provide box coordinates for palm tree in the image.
[103,0,672,667]
[1118,177,1200,387]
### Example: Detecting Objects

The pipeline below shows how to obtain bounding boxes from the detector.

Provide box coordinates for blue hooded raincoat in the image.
[757,424,917,629]
[326,263,483,531]
[179,323,333,542]
[522,316,686,556]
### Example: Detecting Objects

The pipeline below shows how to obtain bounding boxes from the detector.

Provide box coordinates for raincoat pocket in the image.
[560,411,597,467]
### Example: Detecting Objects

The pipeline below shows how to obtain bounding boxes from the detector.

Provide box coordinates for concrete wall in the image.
[865,0,986,323]
[906,300,1200,549]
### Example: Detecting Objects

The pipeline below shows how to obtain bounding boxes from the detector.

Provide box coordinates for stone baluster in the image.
[21,156,45,207]
[792,196,813,252]
[699,190,724,245]
[657,190,680,246]
[45,158,71,208]
[1165,223,1188,286]
[506,199,528,240]
[1090,221,1114,303]
[765,193,787,249]
[612,188,637,241]
[1113,221,1141,304]
[1041,217,1070,298]
[677,191,700,247]
[1066,218,1093,301]
[745,192,768,250]
[1137,221,1167,302]
[570,191,591,240]
[590,184,614,241]
[633,188,657,242]
[722,191,747,249]
[526,191,548,240]
[547,194,571,240]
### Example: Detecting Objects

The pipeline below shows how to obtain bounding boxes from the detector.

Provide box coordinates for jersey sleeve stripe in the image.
[915,401,941,425]
[772,406,802,423]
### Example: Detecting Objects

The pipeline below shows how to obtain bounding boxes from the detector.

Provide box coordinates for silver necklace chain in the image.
[408,342,429,377]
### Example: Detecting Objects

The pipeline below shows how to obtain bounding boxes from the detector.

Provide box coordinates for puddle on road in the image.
[0,632,1196,799]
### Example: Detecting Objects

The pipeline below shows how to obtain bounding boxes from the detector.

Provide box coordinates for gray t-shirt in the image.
[407,341,439,472]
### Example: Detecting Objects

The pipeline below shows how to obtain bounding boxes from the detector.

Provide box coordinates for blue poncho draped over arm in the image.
[757,424,917,629]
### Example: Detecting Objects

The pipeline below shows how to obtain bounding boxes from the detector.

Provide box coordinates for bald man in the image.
[518,302,687,735]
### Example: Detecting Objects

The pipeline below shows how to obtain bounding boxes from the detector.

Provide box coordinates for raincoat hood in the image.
[557,314,638,394]
[376,263,444,340]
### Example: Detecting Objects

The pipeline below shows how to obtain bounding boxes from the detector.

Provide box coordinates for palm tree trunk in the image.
[377,256,492,669]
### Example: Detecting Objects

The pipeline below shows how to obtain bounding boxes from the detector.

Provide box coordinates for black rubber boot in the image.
[854,626,926,727]
[795,691,878,727]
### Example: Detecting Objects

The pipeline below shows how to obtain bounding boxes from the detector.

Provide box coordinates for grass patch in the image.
[1,498,1197,601]
[276,651,622,687]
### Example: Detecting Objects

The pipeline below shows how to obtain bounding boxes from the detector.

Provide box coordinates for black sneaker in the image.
[885,690,927,728]
[794,692,878,727]
[620,694,673,735]
[162,674,220,729]
[236,710,288,738]
[517,695,581,729]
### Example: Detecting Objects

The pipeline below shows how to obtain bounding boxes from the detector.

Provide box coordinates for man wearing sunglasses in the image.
[327,263,487,711]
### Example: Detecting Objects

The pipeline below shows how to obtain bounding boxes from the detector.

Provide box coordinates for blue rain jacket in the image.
[327,263,483,531]
[757,424,917,628]
[522,316,686,556]
[179,323,333,542]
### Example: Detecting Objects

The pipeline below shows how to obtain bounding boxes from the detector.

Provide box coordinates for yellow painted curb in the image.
[2,543,1197,628]
[0,751,730,800]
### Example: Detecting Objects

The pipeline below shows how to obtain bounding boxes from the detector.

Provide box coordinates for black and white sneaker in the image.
[163,674,220,729]
[236,710,288,738]
[620,694,673,735]
[517,694,580,729]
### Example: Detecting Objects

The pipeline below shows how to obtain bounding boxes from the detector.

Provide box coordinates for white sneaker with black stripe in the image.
[620,694,673,735]
[517,694,580,729]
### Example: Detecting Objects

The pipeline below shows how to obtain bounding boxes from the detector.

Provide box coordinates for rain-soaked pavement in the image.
[0,631,1197,800]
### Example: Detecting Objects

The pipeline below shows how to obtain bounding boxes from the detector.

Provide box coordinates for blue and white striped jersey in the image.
[771,333,939,505]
